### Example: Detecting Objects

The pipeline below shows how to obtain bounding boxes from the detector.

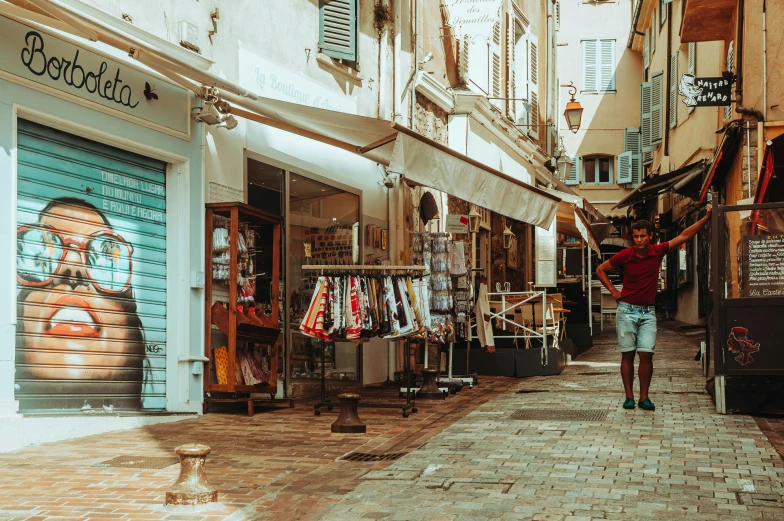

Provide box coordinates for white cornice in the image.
[414,72,454,113]
[59,0,215,70]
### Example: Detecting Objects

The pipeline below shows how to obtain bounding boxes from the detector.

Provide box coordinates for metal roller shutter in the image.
[15,119,167,411]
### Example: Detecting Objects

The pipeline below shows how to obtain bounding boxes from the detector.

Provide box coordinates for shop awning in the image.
[6,0,561,229]
[541,187,613,244]
[700,125,743,202]
[613,160,706,210]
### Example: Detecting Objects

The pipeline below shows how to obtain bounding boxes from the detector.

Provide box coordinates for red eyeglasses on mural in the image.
[15,197,146,408]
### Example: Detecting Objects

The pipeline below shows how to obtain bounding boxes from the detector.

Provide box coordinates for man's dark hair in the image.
[631,220,655,235]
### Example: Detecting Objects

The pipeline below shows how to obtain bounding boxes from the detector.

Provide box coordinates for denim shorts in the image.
[616,302,657,353]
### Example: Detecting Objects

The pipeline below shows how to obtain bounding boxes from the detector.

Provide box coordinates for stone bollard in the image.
[416,368,444,400]
[331,393,366,433]
[165,444,218,506]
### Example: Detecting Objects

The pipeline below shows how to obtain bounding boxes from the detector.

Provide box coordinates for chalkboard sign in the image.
[742,235,784,297]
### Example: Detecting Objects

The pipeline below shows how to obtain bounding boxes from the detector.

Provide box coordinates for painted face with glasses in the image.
[16,198,144,399]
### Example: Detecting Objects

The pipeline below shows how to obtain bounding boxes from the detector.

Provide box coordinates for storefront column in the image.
[0,101,19,416]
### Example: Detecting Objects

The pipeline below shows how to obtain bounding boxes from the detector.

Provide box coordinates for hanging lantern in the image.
[503,226,515,250]
[468,208,481,233]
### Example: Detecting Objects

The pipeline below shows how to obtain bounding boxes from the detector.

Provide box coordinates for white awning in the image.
[4,0,561,228]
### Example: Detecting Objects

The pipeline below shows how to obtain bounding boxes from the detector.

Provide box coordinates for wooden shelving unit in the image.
[204,202,291,414]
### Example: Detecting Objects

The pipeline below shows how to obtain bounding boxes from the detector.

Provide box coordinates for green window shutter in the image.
[319,0,357,61]
[582,40,598,92]
[617,151,633,184]
[565,156,580,185]
[624,128,642,186]
[669,51,678,129]
[643,29,650,70]
[641,81,652,151]
[688,43,696,114]
[624,127,641,154]
[651,72,664,145]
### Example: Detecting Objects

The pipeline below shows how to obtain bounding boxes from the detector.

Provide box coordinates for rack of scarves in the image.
[300,265,427,418]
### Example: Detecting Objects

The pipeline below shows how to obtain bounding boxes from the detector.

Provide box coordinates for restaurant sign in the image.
[0,15,190,137]
[678,73,733,107]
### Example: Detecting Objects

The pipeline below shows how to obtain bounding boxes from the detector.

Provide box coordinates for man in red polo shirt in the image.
[596,207,711,411]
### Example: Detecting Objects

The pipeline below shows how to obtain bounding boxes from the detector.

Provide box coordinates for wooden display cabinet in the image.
[204,202,287,414]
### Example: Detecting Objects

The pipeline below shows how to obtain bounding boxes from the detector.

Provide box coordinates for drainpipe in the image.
[410,0,420,128]
[664,1,672,158]
[762,0,768,121]
[734,0,765,121]
[626,0,645,49]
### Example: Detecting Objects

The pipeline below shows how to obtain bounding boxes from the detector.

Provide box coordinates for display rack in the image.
[301,265,427,418]
[204,202,291,414]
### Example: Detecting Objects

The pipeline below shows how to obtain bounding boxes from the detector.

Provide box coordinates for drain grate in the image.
[340,452,407,462]
[509,409,608,422]
[93,455,179,469]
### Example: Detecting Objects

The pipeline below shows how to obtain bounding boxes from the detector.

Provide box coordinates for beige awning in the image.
[542,187,614,247]
[5,0,561,229]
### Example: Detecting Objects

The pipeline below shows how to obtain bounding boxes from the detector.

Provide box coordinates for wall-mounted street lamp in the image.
[562,82,584,134]
[468,208,481,234]
[554,137,574,182]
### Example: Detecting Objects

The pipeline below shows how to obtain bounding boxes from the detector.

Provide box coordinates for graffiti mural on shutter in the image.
[15,119,167,411]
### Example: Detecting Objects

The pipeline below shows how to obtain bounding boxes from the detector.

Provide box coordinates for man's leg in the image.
[638,352,653,401]
[621,351,636,399]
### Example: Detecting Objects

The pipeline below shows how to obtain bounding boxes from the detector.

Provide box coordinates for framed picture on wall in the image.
[507,235,519,270]
[381,229,388,250]
[366,224,374,247]
[374,226,380,248]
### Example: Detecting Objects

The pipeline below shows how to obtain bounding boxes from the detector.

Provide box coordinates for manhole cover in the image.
[93,456,179,469]
[339,452,407,462]
[508,409,608,422]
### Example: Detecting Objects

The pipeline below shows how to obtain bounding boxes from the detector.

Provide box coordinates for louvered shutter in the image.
[528,32,539,139]
[688,42,696,114]
[617,151,633,184]
[491,21,502,110]
[600,40,615,91]
[624,128,642,186]
[643,29,650,70]
[582,40,598,92]
[651,18,656,54]
[660,0,667,26]
[468,35,490,94]
[669,51,678,129]
[556,1,561,30]
[319,0,358,61]
[565,157,579,185]
[506,14,516,120]
[725,41,734,120]
[651,72,664,144]
[641,81,652,152]
[459,36,470,83]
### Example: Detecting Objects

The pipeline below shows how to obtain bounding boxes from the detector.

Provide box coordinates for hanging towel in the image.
[474,283,496,353]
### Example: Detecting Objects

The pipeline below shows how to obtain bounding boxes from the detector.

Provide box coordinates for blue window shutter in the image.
[617,151,633,184]
[565,156,580,185]
[320,0,358,61]
[582,40,598,92]
[650,72,664,145]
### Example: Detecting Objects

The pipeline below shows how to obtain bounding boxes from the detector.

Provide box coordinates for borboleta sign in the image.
[0,15,190,137]
[444,0,503,37]
[678,73,733,107]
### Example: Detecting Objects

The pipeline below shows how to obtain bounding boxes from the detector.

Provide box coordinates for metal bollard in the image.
[165,444,218,505]
[331,393,366,433]
[416,368,444,400]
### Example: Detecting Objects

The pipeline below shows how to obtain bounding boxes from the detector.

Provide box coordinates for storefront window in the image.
[288,172,360,380]
[723,207,784,298]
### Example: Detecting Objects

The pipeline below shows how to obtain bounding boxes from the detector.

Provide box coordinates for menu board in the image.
[742,235,784,297]
[535,217,557,287]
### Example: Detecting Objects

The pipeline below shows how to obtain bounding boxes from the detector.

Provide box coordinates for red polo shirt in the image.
[608,242,670,306]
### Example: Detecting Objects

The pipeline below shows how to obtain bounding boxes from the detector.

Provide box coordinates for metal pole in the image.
[448,342,453,379]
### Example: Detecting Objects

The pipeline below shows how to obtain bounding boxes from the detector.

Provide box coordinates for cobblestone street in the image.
[3,327,784,521]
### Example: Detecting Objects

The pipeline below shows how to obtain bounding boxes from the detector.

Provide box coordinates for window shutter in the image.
[467,36,490,94]
[582,40,598,92]
[600,39,615,91]
[725,41,734,120]
[565,157,579,185]
[459,36,470,83]
[528,32,539,139]
[640,81,652,153]
[651,72,664,145]
[319,0,357,61]
[556,1,561,30]
[669,51,678,129]
[625,128,642,186]
[506,14,516,121]
[631,154,642,185]
[688,42,696,114]
[643,29,650,70]
[617,151,633,184]
[660,0,667,27]
[491,21,502,109]
[651,18,656,54]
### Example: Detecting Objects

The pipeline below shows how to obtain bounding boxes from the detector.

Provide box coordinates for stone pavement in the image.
[2,326,784,521]
[312,327,784,521]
